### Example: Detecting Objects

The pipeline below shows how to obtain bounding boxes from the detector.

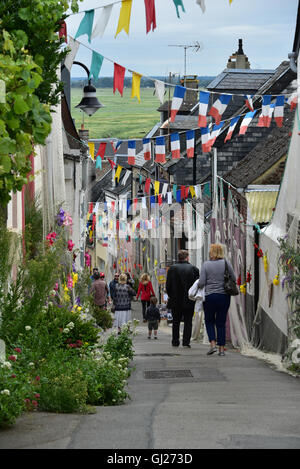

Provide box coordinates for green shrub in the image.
[36,350,88,413]
[102,324,135,362]
[91,306,113,330]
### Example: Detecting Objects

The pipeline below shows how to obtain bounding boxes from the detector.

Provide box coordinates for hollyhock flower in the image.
[68,240,75,252]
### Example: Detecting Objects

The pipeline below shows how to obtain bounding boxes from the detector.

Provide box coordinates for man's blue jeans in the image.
[203,294,231,346]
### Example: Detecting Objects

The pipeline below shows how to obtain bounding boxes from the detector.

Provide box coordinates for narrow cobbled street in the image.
[0,301,299,450]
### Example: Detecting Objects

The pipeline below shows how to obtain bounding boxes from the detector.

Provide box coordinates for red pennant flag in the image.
[181,185,186,200]
[116,220,120,231]
[185,186,189,198]
[114,63,126,97]
[96,142,107,160]
[145,178,151,194]
[89,203,93,213]
[158,194,162,206]
[133,198,138,211]
[144,0,156,34]
[108,159,116,170]
[111,201,115,212]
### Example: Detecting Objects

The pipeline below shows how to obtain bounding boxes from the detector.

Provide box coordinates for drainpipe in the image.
[254,226,260,313]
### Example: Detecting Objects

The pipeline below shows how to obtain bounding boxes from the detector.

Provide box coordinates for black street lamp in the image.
[62,61,104,117]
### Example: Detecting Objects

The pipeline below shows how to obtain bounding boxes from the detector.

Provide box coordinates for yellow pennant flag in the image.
[189,186,196,198]
[88,142,95,160]
[131,72,142,102]
[114,165,123,181]
[115,0,133,38]
[154,180,160,196]
[229,0,233,4]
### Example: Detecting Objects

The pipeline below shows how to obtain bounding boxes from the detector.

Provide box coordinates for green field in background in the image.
[70,87,161,140]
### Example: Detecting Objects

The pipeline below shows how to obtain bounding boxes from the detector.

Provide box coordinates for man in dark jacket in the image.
[166,250,199,348]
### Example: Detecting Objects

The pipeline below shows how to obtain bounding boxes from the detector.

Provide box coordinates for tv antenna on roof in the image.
[168,41,203,76]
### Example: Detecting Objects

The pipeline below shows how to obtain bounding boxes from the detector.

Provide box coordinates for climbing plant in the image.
[0,0,82,206]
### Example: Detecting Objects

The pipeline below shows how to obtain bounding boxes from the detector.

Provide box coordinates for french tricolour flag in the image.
[239,110,257,135]
[128,140,136,165]
[170,133,180,159]
[209,121,224,148]
[201,126,211,153]
[170,85,186,122]
[274,95,285,127]
[186,130,195,158]
[198,91,210,127]
[155,136,166,163]
[287,92,297,110]
[225,116,240,142]
[244,95,254,111]
[258,95,272,127]
[111,140,122,153]
[143,138,151,161]
[208,93,232,125]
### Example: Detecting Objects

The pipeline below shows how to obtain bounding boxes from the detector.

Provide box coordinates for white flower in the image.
[1,361,12,369]
[25,326,31,331]
[1,389,10,396]
[63,328,70,334]
[66,322,74,329]
[29,362,34,367]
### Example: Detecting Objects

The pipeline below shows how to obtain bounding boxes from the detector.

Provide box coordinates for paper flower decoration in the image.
[273,274,280,286]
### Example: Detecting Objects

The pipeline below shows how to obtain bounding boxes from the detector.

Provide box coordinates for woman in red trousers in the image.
[137,273,155,323]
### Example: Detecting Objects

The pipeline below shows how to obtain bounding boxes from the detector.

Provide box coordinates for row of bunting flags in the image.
[62,0,235,44]
[63,31,298,109]
[87,90,297,169]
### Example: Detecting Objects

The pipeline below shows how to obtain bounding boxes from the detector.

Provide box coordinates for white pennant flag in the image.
[167,192,172,205]
[162,183,168,197]
[64,37,80,72]
[142,197,147,209]
[91,4,113,39]
[155,80,165,104]
[196,0,206,13]
[122,170,131,186]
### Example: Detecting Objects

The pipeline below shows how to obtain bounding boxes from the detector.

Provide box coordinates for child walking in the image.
[146,296,161,340]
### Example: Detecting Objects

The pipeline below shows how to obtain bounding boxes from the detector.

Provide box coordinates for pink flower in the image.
[67,240,75,252]
[34,393,40,399]
[8,355,17,362]
[35,376,40,382]
[32,400,38,407]
[11,374,17,378]
[14,348,22,354]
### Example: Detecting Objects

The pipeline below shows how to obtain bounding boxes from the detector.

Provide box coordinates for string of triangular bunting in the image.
[61,0,235,43]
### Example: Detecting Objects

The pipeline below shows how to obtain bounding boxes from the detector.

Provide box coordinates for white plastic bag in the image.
[188,279,205,302]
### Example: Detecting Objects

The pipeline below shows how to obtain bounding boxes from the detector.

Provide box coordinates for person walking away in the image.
[90,271,109,310]
[114,273,136,334]
[198,243,236,357]
[146,296,161,340]
[137,273,155,323]
[166,250,199,348]
[109,272,119,305]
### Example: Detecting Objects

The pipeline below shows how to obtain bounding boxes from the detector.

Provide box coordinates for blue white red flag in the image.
[201,126,211,153]
[143,138,151,160]
[209,121,224,148]
[274,95,285,127]
[111,140,122,153]
[224,116,240,142]
[244,95,254,111]
[170,85,186,122]
[258,95,272,127]
[198,91,210,127]
[287,92,297,110]
[239,110,257,135]
[209,93,232,125]
[186,130,195,158]
[170,133,180,159]
[155,136,166,163]
[128,140,136,165]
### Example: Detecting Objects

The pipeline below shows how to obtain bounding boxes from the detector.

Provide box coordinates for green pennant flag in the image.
[203,182,211,196]
[89,51,104,81]
[173,184,177,200]
[173,0,186,18]
[75,9,95,43]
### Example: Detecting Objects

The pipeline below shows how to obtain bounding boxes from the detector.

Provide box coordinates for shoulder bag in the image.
[224,260,239,296]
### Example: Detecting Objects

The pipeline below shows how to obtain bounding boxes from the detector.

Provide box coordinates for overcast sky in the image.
[65,0,298,79]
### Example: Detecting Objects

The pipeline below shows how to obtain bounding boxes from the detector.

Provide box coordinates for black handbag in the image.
[224,260,239,296]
